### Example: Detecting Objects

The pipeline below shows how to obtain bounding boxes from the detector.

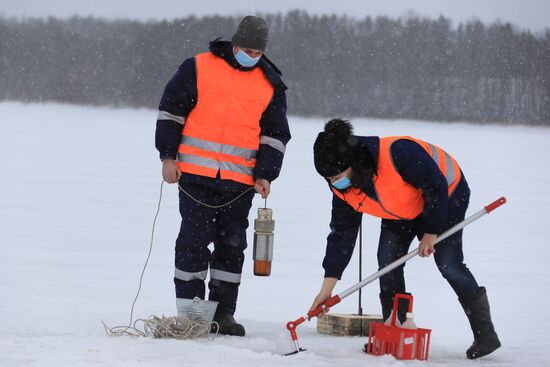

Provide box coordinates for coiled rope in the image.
[103,314,214,340]
[103,180,255,339]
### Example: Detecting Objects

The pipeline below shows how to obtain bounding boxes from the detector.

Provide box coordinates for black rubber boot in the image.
[211,310,245,337]
[460,287,501,359]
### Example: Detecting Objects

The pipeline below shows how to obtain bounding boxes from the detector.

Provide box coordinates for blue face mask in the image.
[235,50,261,67]
[332,175,352,190]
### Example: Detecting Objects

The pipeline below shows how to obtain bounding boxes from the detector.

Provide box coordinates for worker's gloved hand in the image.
[162,159,182,183]
[254,178,270,199]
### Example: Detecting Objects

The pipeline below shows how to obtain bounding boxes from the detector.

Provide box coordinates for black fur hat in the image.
[313,119,355,177]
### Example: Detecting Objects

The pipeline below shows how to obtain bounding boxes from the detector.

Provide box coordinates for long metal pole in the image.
[338,197,506,300]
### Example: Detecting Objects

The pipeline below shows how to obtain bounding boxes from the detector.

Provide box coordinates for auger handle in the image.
[306,295,341,320]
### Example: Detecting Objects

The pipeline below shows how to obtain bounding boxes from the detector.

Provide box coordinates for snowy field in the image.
[1,102,549,366]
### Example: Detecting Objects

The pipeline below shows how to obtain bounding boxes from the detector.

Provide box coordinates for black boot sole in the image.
[210,321,245,336]
[466,340,501,359]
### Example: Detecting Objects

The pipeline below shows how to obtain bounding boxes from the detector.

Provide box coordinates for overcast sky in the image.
[1,0,549,32]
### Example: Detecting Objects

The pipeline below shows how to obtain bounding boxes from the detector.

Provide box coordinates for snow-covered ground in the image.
[1,102,549,366]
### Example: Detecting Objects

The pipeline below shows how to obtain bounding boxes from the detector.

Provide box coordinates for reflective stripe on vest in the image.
[332,136,462,220]
[424,142,457,188]
[176,52,274,185]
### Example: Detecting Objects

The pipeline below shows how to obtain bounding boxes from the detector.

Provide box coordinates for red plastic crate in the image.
[366,294,431,360]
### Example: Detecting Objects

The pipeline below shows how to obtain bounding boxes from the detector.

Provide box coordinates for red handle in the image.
[485,197,507,213]
[390,293,413,326]
[307,295,341,319]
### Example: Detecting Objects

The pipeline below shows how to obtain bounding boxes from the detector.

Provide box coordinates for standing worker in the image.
[155,16,290,336]
[309,119,500,359]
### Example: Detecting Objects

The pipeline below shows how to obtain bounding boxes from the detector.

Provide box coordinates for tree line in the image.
[1,11,549,124]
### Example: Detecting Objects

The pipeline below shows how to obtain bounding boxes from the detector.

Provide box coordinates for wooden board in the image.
[317,313,384,336]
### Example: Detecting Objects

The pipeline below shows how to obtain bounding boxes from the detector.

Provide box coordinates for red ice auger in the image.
[284,197,507,355]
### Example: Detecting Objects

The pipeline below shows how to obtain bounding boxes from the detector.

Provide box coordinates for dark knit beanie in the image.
[313,119,356,177]
[232,16,269,52]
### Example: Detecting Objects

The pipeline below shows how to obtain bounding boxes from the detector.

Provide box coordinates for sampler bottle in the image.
[402,312,417,329]
[253,208,275,276]
[385,310,401,326]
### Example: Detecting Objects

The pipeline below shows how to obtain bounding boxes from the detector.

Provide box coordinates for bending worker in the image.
[310,118,500,359]
[155,16,290,336]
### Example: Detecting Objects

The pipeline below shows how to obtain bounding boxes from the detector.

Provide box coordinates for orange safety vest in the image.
[332,136,461,220]
[176,52,275,185]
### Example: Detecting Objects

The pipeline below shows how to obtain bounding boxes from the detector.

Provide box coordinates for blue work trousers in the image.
[174,180,254,314]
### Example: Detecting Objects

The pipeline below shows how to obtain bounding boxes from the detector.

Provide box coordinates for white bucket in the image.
[176,297,218,322]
